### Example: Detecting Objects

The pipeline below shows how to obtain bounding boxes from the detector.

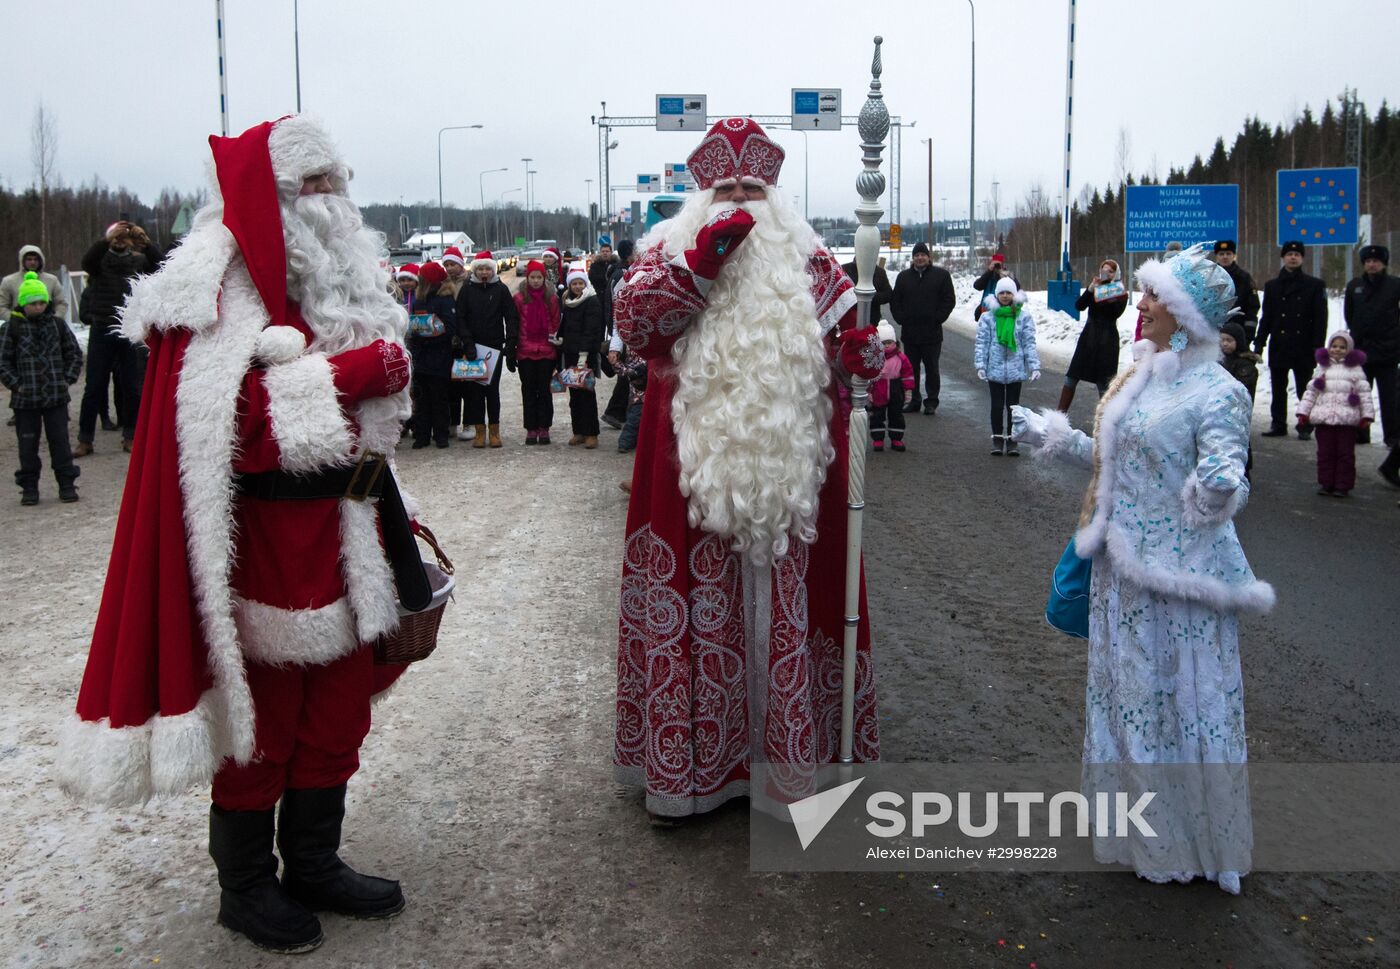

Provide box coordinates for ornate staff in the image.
[841,36,889,764]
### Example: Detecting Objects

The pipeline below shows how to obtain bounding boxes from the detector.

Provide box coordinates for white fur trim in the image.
[1073,351,1159,555]
[1033,408,1091,467]
[254,325,308,365]
[669,251,713,296]
[819,285,859,335]
[263,354,356,472]
[1180,471,1246,530]
[1135,258,1215,344]
[268,115,348,194]
[120,224,238,342]
[57,691,229,806]
[174,270,271,769]
[233,595,360,667]
[339,499,400,643]
[1099,524,1276,614]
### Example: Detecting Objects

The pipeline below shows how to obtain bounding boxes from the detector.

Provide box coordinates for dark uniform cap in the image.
[1281,241,1306,257]
[1359,244,1389,265]
[1213,239,1236,254]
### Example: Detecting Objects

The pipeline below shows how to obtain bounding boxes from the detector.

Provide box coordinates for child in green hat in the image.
[0,272,83,504]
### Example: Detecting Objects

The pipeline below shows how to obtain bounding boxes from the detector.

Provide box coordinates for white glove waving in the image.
[1009,404,1048,447]
[1031,370,1041,382]
[976,369,987,381]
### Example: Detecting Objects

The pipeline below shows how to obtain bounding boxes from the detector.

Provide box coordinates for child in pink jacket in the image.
[1298,329,1375,497]
[869,322,915,452]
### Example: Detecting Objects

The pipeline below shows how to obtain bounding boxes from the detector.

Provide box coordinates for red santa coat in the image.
[611,240,881,817]
[58,225,410,807]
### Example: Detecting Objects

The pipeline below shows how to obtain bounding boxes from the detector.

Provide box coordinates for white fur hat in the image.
[995,276,1017,295]
[876,321,897,343]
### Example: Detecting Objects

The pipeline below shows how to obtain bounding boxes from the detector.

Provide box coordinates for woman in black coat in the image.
[406,262,459,448]
[558,269,604,447]
[1060,258,1129,411]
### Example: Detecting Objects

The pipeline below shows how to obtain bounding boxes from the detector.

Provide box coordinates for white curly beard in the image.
[665,195,834,565]
[282,193,411,448]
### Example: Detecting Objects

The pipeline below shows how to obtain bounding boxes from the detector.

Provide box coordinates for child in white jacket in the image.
[1298,329,1375,497]
[974,277,1040,455]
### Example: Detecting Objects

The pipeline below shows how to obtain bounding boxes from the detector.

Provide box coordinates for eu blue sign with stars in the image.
[1276,167,1359,246]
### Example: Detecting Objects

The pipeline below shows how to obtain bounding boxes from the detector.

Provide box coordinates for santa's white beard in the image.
[669,197,834,565]
[283,193,406,355]
[282,193,411,449]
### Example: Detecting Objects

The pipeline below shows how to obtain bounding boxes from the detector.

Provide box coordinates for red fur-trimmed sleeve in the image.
[613,243,707,361]
[809,249,859,336]
[232,355,357,474]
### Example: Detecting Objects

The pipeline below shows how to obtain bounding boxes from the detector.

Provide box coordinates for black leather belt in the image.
[233,451,388,502]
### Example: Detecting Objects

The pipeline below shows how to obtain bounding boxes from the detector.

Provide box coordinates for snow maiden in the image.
[1012,243,1273,894]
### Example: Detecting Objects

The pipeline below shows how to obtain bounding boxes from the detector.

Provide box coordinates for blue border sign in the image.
[1124,184,1239,252]
[1277,167,1359,246]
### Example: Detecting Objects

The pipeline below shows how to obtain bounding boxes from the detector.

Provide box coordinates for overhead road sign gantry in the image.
[656,95,707,131]
[792,88,842,131]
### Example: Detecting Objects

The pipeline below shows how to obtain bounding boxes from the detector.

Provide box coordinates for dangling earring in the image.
[1169,328,1189,353]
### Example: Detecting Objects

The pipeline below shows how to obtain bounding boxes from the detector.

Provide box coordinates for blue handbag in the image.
[1045,536,1091,639]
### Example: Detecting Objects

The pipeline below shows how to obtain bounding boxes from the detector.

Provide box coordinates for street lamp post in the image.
[520,157,532,241]
[497,187,521,248]
[527,169,538,240]
[438,124,483,257]
[584,178,593,244]
[479,167,508,248]
[967,0,976,267]
[921,137,933,248]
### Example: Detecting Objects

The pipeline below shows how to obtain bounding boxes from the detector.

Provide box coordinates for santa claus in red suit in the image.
[611,118,886,823]
[58,116,416,953]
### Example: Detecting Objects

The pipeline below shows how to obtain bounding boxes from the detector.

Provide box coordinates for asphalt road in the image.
[4,325,1397,969]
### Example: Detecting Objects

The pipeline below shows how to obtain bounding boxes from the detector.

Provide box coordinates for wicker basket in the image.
[373,525,455,665]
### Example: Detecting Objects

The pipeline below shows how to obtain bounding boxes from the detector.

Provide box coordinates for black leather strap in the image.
[232,466,386,501]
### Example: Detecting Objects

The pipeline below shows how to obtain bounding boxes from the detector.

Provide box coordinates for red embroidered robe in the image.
[612,241,880,817]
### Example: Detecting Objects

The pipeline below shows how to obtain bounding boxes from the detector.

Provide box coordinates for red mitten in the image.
[1297,414,1310,426]
[1359,418,1373,429]
[684,208,756,280]
[839,326,885,380]
[329,339,410,403]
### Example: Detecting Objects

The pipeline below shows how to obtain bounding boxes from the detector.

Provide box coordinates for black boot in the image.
[209,806,324,954]
[278,785,405,919]
[1380,447,1400,489]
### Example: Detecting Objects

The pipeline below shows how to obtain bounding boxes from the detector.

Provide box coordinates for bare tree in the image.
[1113,127,1133,189]
[31,101,59,252]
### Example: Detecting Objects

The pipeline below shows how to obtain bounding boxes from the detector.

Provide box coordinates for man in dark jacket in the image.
[889,242,956,414]
[1255,241,1328,439]
[603,240,638,428]
[1212,240,1260,340]
[75,221,164,455]
[455,251,519,447]
[588,239,616,332]
[841,256,892,324]
[1344,244,1400,486]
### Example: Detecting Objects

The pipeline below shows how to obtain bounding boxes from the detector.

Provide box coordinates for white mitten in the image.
[1009,404,1047,447]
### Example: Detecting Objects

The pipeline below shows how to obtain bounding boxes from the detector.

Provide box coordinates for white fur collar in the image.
[121,223,238,342]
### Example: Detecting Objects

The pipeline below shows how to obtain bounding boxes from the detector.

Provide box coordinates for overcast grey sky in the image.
[2,0,1396,226]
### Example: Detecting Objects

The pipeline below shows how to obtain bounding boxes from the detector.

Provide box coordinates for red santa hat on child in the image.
[470,250,496,273]
[442,246,466,267]
[566,266,589,288]
[395,263,420,282]
[685,118,786,190]
[418,261,447,286]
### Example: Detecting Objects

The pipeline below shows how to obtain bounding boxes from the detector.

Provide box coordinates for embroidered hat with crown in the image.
[685,118,786,190]
[1134,241,1238,343]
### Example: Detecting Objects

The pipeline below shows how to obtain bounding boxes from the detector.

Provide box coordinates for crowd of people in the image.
[387,240,642,453]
